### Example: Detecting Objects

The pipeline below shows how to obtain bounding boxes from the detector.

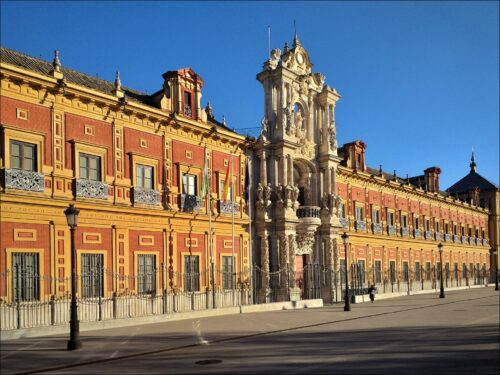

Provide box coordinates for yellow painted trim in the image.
[73,141,107,181]
[139,235,155,246]
[5,248,45,301]
[82,232,102,244]
[3,126,45,172]
[132,250,160,294]
[13,228,37,241]
[76,249,109,297]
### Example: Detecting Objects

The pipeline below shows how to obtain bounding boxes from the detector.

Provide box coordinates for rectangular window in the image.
[138,254,156,294]
[374,260,382,283]
[435,220,440,233]
[81,253,104,298]
[413,216,419,230]
[425,262,431,281]
[357,260,366,284]
[402,262,409,282]
[222,256,234,290]
[445,263,450,280]
[425,218,430,231]
[414,262,421,281]
[461,226,465,236]
[219,178,233,200]
[468,227,472,237]
[79,153,101,181]
[445,223,449,234]
[182,173,197,195]
[387,211,395,226]
[136,164,153,189]
[389,261,396,283]
[454,263,458,280]
[338,202,345,218]
[453,224,457,235]
[184,255,199,292]
[437,262,442,280]
[184,91,192,117]
[372,208,380,224]
[12,252,39,301]
[355,206,363,221]
[10,140,36,171]
[462,263,467,278]
[401,214,408,228]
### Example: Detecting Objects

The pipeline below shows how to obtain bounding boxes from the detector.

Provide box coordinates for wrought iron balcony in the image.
[132,187,161,205]
[414,229,421,238]
[180,194,203,211]
[444,234,451,242]
[339,217,349,229]
[219,200,239,214]
[75,179,108,199]
[435,232,441,241]
[461,235,468,244]
[372,223,382,234]
[401,227,409,237]
[387,225,396,236]
[453,234,460,243]
[473,237,479,246]
[296,206,321,219]
[482,238,489,246]
[425,230,434,240]
[184,104,192,117]
[3,168,44,192]
[355,220,366,231]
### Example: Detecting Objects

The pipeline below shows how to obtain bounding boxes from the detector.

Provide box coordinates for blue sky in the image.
[1,1,498,189]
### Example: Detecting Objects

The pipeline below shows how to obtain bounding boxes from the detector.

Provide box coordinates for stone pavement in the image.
[1,287,499,374]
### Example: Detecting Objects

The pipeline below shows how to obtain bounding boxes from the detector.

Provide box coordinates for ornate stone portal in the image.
[253,35,343,302]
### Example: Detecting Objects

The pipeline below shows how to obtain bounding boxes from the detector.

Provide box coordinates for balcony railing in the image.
[444,234,451,242]
[425,230,433,240]
[482,238,489,246]
[435,232,441,241]
[461,235,468,244]
[296,206,321,219]
[372,223,382,234]
[453,234,460,243]
[387,225,396,236]
[3,168,45,192]
[132,187,161,205]
[180,194,203,211]
[355,220,366,231]
[339,217,349,229]
[75,179,108,199]
[219,200,239,214]
[401,227,409,237]
[413,229,421,238]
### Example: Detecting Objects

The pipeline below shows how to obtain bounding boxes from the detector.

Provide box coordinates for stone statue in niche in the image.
[294,104,306,140]
[270,48,281,62]
[264,183,272,207]
[328,120,337,151]
[256,182,264,203]
[260,117,268,140]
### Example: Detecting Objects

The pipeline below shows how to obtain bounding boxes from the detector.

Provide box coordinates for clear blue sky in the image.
[1,1,498,189]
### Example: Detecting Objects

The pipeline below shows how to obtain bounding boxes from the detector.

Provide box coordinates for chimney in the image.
[424,167,441,193]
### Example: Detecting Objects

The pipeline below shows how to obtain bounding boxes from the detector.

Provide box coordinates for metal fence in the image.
[0,264,495,331]
[0,266,252,331]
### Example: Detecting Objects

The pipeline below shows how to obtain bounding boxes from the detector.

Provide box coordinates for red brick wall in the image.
[123,128,163,181]
[65,113,113,176]
[1,96,52,166]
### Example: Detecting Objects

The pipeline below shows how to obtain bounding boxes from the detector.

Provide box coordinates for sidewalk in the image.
[0,287,498,375]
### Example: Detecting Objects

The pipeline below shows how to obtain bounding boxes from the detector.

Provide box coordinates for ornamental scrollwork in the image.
[4,169,45,192]
[75,179,108,199]
[132,187,161,205]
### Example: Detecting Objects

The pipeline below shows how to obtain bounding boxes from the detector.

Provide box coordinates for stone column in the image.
[288,234,301,300]
[279,234,289,298]
[259,235,270,302]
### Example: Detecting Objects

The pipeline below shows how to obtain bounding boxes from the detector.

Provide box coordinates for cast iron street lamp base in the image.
[67,338,82,351]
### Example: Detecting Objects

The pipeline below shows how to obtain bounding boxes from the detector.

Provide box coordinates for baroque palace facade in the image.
[0,38,495,310]
[0,47,251,303]
[251,35,493,302]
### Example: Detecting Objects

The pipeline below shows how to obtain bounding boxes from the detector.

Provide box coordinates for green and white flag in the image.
[201,151,209,199]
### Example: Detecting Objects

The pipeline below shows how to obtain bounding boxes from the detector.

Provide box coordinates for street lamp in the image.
[493,249,499,291]
[438,242,445,298]
[342,232,351,311]
[65,204,82,350]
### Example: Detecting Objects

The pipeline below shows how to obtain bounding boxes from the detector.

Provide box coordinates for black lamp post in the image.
[493,249,499,291]
[438,242,445,298]
[65,204,82,350]
[342,232,351,311]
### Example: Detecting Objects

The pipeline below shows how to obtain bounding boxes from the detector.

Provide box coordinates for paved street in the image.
[1,287,499,374]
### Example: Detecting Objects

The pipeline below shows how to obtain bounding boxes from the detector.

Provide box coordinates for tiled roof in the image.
[447,171,498,193]
[0,47,153,106]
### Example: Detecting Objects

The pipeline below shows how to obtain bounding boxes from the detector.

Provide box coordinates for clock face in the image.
[296,53,304,64]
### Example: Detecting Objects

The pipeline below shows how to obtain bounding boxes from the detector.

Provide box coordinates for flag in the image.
[244,159,249,203]
[222,157,231,203]
[201,151,209,199]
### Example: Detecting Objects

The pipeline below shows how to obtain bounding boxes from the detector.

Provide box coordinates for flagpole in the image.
[207,147,215,309]
[231,153,235,304]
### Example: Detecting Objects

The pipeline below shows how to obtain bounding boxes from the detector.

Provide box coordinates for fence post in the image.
[112,292,117,319]
[15,265,21,330]
[50,295,55,325]
[161,263,167,314]
[98,270,103,321]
